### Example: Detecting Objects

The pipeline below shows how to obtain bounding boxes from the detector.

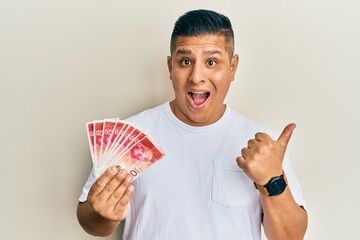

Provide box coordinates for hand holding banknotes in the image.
[77,118,165,235]
[236,123,296,186]
[86,118,165,219]
[87,166,134,222]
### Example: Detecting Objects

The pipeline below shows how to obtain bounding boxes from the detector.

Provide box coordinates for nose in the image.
[189,63,205,84]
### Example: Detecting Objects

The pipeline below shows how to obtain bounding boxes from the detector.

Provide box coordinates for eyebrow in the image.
[204,50,222,56]
[175,49,223,56]
[175,49,192,55]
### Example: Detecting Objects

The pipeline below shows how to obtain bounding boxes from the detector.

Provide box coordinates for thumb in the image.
[277,123,296,148]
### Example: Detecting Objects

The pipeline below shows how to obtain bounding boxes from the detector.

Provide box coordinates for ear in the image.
[230,54,239,81]
[167,56,173,80]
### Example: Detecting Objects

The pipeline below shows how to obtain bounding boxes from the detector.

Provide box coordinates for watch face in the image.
[266,176,287,196]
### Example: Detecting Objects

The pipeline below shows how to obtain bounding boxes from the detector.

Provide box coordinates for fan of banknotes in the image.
[86,119,165,179]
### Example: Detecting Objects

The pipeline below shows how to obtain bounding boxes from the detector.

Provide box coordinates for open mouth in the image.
[188,91,210,107]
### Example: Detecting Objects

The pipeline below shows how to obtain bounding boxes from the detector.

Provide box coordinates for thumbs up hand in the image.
[236,123,296,185]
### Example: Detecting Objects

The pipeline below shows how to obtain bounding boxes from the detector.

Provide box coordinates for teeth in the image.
[189,92,207,95]
[189,91,210,105]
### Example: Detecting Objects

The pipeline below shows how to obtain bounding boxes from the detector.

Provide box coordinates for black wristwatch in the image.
[254,172,287,196]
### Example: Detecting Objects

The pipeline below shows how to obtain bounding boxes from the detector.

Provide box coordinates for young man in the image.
[77,9,308,240]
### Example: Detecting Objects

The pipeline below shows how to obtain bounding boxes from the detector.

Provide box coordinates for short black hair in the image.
[170,9,234,57]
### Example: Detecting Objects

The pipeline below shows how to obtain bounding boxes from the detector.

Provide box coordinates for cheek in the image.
[212,85,231,102]
[171,70,189,88]
[212,72,232,91]
[171,78,182,93]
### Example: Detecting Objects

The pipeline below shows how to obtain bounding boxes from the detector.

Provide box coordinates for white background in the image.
[1,0,359,239]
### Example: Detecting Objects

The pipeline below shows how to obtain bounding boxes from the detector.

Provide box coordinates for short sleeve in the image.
[78,168,96,202]
[282,153,306,208]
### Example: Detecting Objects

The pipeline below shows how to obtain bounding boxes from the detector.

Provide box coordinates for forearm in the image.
[77,201,120,236]
[261,187,308,240]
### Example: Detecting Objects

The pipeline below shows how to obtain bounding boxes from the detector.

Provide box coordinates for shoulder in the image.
[227,106,276,138]
[125,102,167,130]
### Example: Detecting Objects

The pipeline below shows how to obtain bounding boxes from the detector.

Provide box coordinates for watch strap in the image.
[254,182,268,195]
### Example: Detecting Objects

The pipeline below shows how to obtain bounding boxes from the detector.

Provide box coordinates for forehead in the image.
[173,35,228,56]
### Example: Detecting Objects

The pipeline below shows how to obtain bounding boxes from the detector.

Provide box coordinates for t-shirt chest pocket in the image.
[211,162,259,208]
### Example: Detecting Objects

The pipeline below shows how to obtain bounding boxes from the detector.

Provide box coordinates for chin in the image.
[187,114,212,126]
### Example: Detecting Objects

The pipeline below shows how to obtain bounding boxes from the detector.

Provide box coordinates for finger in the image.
[114,185,135,213]
[108,174,133,202]
[236,156,246,170]
[247,139,257,149]
[89,166,120,197]
[98,169,128,199]
[241,145,251,159]
[254,132,270,142]
[277,123,296,147]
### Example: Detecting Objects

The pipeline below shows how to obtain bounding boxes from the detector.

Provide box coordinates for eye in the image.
[180,59,191,66]
[207,59,217,67]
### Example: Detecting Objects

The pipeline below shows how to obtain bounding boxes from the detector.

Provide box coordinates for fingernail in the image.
[128,185,134,192]
[110,166,118,174]
[120,169,127,177]
[126,175,133,183]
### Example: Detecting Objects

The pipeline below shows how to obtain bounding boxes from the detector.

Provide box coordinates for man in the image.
[77,9,308,240]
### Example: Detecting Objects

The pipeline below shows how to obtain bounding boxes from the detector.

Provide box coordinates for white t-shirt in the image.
[79,102,305,240]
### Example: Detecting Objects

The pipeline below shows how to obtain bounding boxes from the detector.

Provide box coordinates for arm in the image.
[77,166,134,236]
[237,123,308,240]
[261,184,307,240]
[77,201,120,236]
